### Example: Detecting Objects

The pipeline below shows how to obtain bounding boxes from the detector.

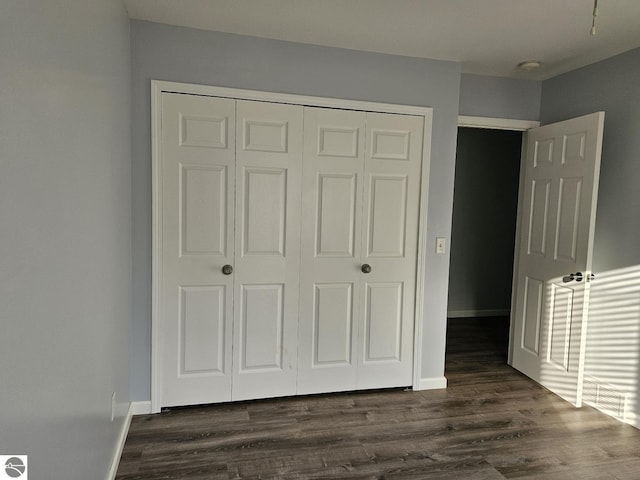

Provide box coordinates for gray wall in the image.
[460,73,541,120]
[448,128,522,315]
[0,1,132,478]
[131,20,461,400]
[541,47,640,426]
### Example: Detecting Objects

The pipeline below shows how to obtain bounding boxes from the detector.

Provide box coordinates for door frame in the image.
[455,115,540,366]
[151,80,434,413]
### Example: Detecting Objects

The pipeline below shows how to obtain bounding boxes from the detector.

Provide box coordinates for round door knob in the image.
[361,264,372,274]
[569,272,583,282]
[563,271,584,283]
[222,264,233,275]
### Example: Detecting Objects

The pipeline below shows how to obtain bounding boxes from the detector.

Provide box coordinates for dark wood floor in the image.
[117,317,640,479]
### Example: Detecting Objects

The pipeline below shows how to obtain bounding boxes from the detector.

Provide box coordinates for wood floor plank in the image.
[117,317,640,479]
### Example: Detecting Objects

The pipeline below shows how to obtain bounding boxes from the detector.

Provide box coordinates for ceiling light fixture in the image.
[591,0,599,35]
[517,61,542,71]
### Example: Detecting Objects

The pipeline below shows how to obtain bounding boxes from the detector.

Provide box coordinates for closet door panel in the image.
[363,282,403,362]
[232,100,303,401]
[313,283,354,365]
[298,107,366,395]
[239,283,285,371]
[242,167,287,256]
[356,112,424,389]
[160,93,235,407]
[366,174,408,257]
[181,165,228,255]
[316,173,358,257]
[180,286,226,374]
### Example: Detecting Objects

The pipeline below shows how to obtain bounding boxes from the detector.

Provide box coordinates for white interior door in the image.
[231,100,303,400]
[298,108,422,394]
[297,107,366,395]
[511,112,604,406]
[160,93,236,407]
[356,112,423,389]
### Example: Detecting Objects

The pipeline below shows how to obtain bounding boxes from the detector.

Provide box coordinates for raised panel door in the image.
[232,100,303,400]
[160,93,235,407]
[356,112,423,389]
[298,107,366,394]
[511,112,605,406]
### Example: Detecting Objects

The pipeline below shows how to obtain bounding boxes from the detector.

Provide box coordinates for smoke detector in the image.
[517,61,542,71]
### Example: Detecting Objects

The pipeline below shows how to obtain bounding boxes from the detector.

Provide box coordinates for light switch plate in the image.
[436,237,446,254]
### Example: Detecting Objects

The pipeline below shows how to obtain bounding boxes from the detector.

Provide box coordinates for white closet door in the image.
[158,92,425,408]
[298,107,366,394]
[160,93,235,407]
[232,100,303,400]
[356,112,423,389]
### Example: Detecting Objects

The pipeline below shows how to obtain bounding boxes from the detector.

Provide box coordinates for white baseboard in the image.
[107,402,133,480]
[623,411,639,430]
[447,309,510,318]
[131,401,152,415]
[415,376,447,391]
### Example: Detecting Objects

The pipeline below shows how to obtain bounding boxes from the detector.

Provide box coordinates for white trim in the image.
[151,82,163,413]
[624,411,640,430]
[447,309,510,318]
[106,403,133,480]
[415,376,448,390]
[458,115,539,131]
[131,401,152,416]
[155,80,433,116]
[508,133,530,365]
[583,399,633,427]
[151,80,433,409]
[412,109,433,392]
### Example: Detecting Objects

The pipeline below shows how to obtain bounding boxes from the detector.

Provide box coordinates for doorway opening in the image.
[446,125,524,371]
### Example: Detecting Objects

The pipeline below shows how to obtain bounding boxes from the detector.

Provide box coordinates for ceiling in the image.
[123,0,640,80]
